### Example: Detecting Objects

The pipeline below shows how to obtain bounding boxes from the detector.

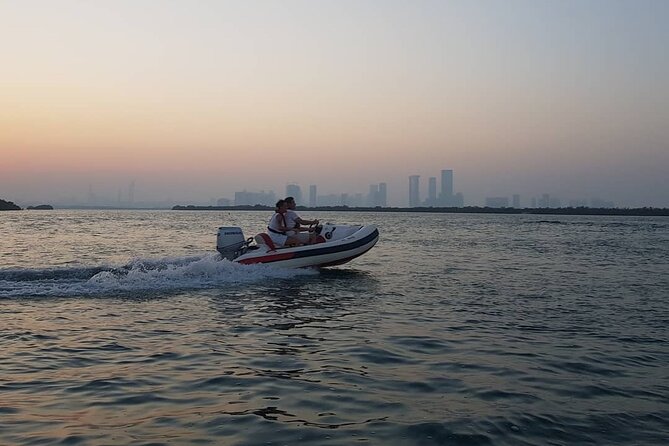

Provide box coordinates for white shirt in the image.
[285,209,300,230]
[267,213,288,247]
[268,213,287,233]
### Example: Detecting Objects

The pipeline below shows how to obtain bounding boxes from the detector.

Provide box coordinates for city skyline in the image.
[2,1,668,207]
[18,167,625,210]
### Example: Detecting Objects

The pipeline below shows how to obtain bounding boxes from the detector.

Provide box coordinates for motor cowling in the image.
[217,226,245,260]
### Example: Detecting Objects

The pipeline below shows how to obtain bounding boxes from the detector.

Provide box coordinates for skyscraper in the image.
[309,185,317,207]
[378,183,387,207]
[440,170,453,198]
[437,169,461,206]
[427,177,437,205]
[367,184,379,206]
[285,184,302,204]
[409,175,420,207]
[366,183,387,207]
[538,193,550,208]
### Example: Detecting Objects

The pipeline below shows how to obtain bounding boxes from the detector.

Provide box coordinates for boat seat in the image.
[255,233,277,251]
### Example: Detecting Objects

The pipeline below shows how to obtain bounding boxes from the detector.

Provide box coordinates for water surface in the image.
[1,210,667,445]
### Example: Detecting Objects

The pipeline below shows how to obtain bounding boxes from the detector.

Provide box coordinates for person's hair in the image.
[285,196,295,204]
[275,199,285,209]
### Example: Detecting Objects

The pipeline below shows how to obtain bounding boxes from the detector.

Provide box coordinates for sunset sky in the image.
[1,0,668,207]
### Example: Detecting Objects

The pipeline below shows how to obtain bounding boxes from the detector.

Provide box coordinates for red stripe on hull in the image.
[237,252,295,264]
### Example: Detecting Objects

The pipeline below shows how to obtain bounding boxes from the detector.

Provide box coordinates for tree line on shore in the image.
[3,198,667,215]
[171,204,669,216]
[0,199,53,211]
[0,199,21,210]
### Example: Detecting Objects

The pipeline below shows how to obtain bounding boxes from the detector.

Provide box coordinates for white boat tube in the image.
[216,223,379,268]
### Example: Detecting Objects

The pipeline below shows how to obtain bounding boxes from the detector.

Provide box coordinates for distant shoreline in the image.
[172,205,669,217]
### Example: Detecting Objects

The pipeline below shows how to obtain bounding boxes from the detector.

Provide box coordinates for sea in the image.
[1,210,667,446]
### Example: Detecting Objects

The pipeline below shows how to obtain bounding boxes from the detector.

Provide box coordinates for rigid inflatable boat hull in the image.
[234,225,379,268]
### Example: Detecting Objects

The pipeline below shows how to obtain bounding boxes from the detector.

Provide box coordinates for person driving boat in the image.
[285,196,319,244]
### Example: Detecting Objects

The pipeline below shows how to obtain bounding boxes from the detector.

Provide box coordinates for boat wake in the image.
[0,253,317,298]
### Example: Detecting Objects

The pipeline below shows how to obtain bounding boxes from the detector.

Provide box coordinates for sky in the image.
[1,0,668,207]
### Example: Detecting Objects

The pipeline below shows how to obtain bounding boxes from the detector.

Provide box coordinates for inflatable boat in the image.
[216,223,379,268]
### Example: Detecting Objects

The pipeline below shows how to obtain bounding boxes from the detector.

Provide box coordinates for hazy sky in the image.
[1,0,668,207]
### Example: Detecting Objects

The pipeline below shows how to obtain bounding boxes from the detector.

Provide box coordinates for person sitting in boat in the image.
[285,196,319,244]
[267,199,302,247]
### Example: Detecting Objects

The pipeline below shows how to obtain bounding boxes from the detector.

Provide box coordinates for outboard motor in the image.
[216,227,245,260]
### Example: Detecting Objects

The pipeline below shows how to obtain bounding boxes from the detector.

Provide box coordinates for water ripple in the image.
[1,211,668,445]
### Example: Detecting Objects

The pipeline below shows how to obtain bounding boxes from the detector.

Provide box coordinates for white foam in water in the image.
[0,253,318,298]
